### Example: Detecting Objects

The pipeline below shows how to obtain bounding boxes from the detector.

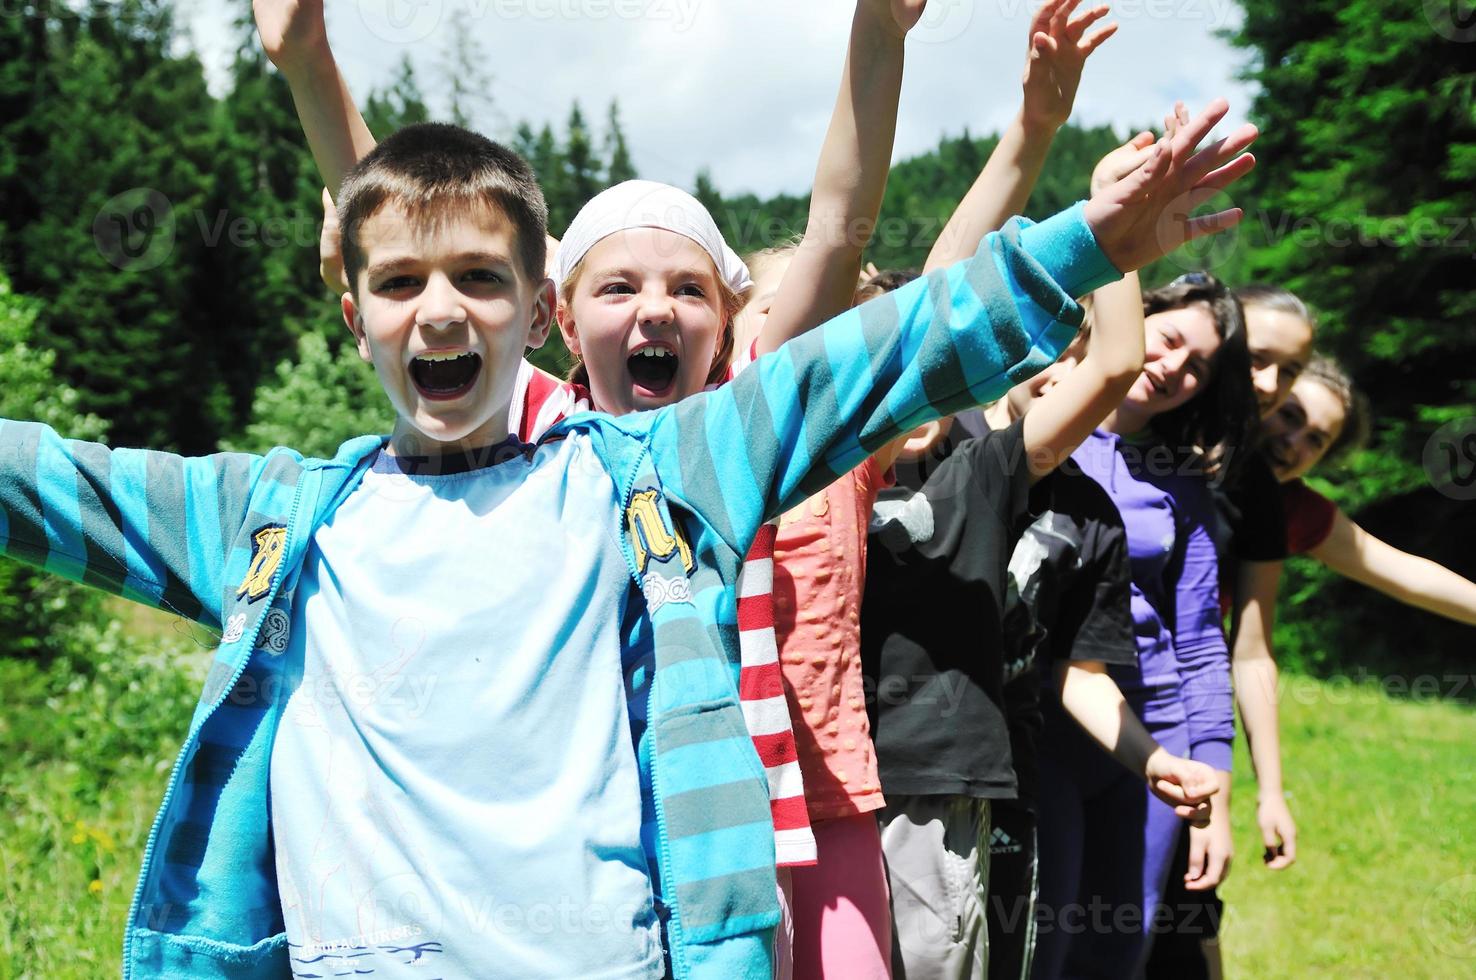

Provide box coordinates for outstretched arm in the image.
[1310,508,1476,625]
[925,0,1116,271]
[0,420,264,629]
[755,0,920,355]
[1230,557,1298,869]
[648,100,1256,549]
[1058,661,1216,824]
[255,0,377,195]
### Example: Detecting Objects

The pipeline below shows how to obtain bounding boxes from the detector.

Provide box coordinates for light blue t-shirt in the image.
[269,434,662,979]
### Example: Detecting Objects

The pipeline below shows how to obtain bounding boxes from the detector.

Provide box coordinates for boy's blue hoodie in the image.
[0,207,1116,978]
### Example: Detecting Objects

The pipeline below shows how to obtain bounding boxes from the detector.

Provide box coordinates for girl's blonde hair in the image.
[559,255,747,390]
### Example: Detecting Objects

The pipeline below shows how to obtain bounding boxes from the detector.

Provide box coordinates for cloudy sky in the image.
[179,0,1257,198]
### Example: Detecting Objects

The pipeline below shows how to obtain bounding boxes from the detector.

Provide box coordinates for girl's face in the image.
[1244,304,1314,418]
[1260,376,1347,483]
[1121,303,1222,418]
[558,228,727,416]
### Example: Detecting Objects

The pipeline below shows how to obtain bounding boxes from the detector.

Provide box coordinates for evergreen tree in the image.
[1225,0,1476,679]
[441,30,495,132]
[13,0,229,452]
[605,101,637,185]
[363,54,432,140]
[564,102,601,212]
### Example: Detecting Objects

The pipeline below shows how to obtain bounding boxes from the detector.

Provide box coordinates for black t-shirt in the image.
[1213,449,1287,565]
[1001,460,1137,807]
[861,419,1032,798]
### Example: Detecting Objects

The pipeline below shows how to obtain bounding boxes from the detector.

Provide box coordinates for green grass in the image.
[2,644,1473,976]
[1221,678,1476,977]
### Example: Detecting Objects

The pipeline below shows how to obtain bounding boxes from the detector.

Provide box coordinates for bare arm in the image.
[1058,661,1217,822]
[255,0,378,195]
[1230,558,1297,868]
[924,0,1116,272]
[1014,136,1160,481]
[755,0,916,355]
[1310,508,1476,625]
[1020,269,1143,481]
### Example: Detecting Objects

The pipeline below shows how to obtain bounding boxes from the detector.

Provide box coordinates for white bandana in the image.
[550,180,752,297]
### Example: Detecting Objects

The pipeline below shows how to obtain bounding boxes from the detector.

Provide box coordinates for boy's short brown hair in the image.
[338,123,549,291]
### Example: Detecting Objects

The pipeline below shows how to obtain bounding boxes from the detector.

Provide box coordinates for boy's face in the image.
[343,201,554,453]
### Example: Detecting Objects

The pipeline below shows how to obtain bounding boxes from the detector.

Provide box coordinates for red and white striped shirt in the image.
[510,351,818,867]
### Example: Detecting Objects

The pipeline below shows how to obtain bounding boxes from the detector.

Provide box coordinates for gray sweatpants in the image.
[879,795,992,980]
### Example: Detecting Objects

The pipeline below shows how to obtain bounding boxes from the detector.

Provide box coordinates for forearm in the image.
[279,48,377,195]
[1019,270,1143,478]
[925,112,1057,273]
[1059,662,1160,777]
[1312,512,1476,626]
[1233,654,1285,796]
[759,5,905,353]
[654,205,1120,549]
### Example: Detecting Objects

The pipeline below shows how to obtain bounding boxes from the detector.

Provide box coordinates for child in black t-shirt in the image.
[863,258,1224,978]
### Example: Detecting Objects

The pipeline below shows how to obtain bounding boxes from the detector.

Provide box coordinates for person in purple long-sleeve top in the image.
[1032,272,1257,979]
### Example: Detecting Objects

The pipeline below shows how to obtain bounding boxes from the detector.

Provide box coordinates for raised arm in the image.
[0,420,262,630]
[1230,557,1297,869]
[646,100,1256,550]
[754,0,919,355]
[1309,508,1476,625]
[924,0,1116,272]
[255,0,377,195]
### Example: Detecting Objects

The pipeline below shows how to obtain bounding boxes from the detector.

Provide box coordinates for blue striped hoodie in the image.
[0,205,1116,978]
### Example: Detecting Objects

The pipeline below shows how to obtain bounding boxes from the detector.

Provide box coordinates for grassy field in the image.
[1220,676,1476,977]
[2,630,1473,976]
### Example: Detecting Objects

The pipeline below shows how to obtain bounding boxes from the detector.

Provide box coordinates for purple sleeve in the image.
[1171,480,1234,771]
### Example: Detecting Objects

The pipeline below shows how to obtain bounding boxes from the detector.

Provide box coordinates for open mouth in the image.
[627,345,680,398]
[1144,371,1168,397]
[410,350,482,401]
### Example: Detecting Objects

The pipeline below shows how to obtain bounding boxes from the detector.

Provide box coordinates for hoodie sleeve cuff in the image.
[1015,201,1122,299]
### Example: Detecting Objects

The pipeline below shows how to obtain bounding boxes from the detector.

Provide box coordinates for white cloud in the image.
[185,0,1258,200]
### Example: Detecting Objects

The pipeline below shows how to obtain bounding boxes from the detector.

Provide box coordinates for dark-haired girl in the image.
[1031,270,1258,979]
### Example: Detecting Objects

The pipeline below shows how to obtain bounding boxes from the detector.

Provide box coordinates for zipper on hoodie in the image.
[122,477,308,978]
[614,442,687,979]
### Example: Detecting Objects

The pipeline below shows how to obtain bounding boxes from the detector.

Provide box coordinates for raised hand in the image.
[1021,0,1117,130]
[319,188,347,294]
[1090,130,1156,196]
[1082,97,1257,273]
[253,0,328,78]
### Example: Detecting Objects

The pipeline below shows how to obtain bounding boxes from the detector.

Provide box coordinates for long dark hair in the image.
[1144,272,1258,483]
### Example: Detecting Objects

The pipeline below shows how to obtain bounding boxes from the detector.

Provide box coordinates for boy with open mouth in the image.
[0,87,1250,980]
